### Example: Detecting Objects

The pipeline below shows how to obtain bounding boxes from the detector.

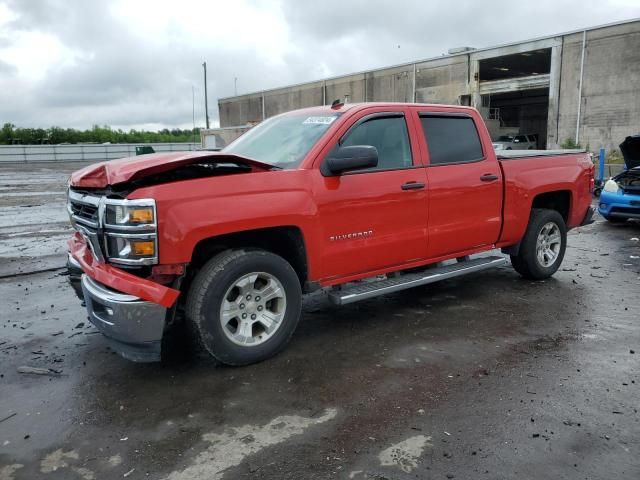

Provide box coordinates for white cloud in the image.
[0,0,638,129]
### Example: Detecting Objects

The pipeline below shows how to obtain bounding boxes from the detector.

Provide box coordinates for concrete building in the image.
[217,19,640,151]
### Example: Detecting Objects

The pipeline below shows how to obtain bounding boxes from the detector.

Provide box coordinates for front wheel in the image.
[186,249,302,366]
[510,209,567,280]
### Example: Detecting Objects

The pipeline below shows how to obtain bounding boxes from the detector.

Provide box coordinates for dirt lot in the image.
[0,163,639,479]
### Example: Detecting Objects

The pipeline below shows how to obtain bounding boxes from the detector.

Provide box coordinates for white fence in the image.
[0,143,199,163]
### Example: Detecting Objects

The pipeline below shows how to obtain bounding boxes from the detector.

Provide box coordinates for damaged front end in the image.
[598,135,640,222]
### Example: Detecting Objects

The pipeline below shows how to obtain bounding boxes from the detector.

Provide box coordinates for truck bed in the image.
[497,150,594,247]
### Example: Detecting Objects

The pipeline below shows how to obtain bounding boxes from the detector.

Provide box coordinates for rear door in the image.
[412,109,503,258]
[313,107,429,281]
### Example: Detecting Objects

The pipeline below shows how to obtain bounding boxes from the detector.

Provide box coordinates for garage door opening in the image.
[479,49,551,81]
[483,88,550,148]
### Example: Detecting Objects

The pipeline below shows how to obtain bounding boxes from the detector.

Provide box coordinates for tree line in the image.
[1,123,200,145]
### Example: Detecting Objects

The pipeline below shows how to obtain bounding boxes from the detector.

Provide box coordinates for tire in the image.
[603,215,627,223]
[510,209,567,280]
[186,249,302,366]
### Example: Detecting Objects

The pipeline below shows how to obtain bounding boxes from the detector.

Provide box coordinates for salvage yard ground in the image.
[0,162,639,479]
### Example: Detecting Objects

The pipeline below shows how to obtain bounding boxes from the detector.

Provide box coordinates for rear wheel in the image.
[510,209,567,280]
[186,249,302,366]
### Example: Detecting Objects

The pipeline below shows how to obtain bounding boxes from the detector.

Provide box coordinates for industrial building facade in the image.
[217,19,640,151]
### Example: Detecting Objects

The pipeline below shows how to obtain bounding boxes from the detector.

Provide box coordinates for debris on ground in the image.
[0,412,17,423]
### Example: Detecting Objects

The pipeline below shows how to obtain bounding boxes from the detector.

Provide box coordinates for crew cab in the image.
[66,103,594,365]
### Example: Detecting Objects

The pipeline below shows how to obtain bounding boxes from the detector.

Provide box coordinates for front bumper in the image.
[81,274,166,362]
[598,190,640,219]
[67,233,179,362]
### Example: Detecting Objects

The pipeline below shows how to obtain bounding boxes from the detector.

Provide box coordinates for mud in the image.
[0,164,639,479]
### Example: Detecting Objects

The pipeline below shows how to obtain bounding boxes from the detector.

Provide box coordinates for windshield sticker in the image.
[303,116,337,125]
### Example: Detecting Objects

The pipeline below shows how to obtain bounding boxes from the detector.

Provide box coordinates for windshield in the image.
[223,112,341,168]
[497,135,514,141]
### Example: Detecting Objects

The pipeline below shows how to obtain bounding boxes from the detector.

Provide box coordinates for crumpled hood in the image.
[69,151,274,188]
[620,135,640,170]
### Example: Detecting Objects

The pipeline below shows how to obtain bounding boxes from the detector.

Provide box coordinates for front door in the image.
[314,109,429,281]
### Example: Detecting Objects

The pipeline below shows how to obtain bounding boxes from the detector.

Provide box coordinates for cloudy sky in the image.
[1,0,638,130]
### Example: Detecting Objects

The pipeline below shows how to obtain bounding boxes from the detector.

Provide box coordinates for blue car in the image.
[598,135,640,223]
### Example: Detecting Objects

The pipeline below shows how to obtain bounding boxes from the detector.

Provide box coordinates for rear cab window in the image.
[419,115,484,166]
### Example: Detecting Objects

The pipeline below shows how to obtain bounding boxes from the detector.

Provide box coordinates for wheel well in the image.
[189,226,308,286]
[531,191,571,222]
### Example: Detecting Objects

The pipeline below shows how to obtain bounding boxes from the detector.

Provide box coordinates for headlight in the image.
[603,179,620,193]
[105,235,157,263]
[105,203,155,226]
[103,199,158,265]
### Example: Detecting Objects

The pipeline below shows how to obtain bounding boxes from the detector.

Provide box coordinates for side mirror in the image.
[513,138,520,143]
[324,145,378,175]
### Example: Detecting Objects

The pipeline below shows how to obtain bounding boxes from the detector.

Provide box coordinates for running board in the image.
[329,256,507,306]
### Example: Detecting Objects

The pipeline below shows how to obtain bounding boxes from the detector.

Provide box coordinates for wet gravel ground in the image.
[0,163,78,277]
[1,164,639,479]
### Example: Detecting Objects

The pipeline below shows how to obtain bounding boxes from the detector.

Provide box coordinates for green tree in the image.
[0,123,201,145]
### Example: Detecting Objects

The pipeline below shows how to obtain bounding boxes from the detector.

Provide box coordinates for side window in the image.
[341,116,412,170]
[515,135,527,143]
[420,115,484,165]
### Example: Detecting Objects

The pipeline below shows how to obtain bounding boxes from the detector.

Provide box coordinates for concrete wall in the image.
[265,81,324,118]
[218,93,263,126]
[200,126,250,148]
[556,22,640,151]
[218,20,640,153]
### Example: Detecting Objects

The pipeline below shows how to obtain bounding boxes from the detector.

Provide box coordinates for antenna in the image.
[331,99,344,109]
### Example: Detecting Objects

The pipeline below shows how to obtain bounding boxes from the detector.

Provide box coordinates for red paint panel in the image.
[424,161,503,257]
[308,105,429,279]
[499,153,594,244]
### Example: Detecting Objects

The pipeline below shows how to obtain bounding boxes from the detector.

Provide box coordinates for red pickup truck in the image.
[66,103,594,364]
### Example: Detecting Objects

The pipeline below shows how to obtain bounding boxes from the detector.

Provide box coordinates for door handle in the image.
[480,174,499,182]
[401,181,426,191]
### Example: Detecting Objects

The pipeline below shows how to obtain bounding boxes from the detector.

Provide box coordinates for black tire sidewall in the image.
[194,251,302,365]
[519,210,567,279]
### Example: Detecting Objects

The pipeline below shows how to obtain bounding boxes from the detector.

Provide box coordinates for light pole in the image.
[202,62,210,129]
[192,85,196,144]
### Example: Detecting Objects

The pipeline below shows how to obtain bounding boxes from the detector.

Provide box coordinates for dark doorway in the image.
[484,88,550,148]
[479,49,551,81]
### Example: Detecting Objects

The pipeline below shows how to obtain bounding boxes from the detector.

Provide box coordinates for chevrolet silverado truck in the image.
[66,103,595,365]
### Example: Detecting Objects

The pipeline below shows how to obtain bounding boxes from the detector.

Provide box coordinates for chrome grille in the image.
[67,189,104,261]
[69,202,99,224]
[67,190,101,229]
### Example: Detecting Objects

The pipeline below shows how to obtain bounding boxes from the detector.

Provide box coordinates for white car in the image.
[493,134,537,150]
